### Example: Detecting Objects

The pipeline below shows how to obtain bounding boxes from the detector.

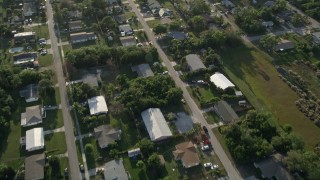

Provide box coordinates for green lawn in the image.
[31,25,50,39]
[38,54,53,67]
[82,137,105,170]
[203,111,220,124]
[212,128,235,166]
[45,132,67,155]
[46,156,69,179]
[146,19,162,28]
[62,44,72,55]
[186,86,217,108]
[43,109,64,130]
[221,45,320,149]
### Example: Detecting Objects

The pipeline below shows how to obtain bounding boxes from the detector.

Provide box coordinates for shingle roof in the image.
[172,141,200,168]
[214,100,239,123]
[94,125,121,148]
[120,36,137,47]
[25,153,45,180]
[185,54,206,72]
[131,63,154,77]
[274,40,295,51]
[104,159,128,180]
[69,20,83,30]
[19,84,39,102]
[21,105,42,126]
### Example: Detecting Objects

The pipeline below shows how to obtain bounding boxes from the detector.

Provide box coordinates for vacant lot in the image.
[221,45,320,149]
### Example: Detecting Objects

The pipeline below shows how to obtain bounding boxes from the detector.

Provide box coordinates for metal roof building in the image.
[88,96,108,115]
[26,127,44,152]
[185,54,206,72]
[141,108,172,142]
[210,72,235,90]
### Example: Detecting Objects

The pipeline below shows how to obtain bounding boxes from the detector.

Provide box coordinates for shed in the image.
[26,128,44,152]
[185,54,206,72]
[141,108,172,142]
[214,101,239,123]
[88,96,108,115]
[210,72,235,90]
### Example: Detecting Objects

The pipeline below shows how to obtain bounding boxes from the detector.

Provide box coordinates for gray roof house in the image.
[148,0,161,10]
[185,54,206,72]
[214,100,239,124]
[168,31,187,40]
[119,24,134,36]
[264,1,275,8]
[312,32,320,44]
[70,32,96,44]
[69,20,83,31]
[21,105,43,127]
[14,32,36,44]
[254,153,293,180]
[13,52,37,66]
[25,153,45,180]
[104,159,128,180]
[68,10,82,20]
[274,39,295,51]
[94,125,122,148]
[23,2,37,17]
[115,15,127,24]
[82,74,100,87]
[19,84,39,103]
[120,36,137,47]
[106,0,118,5]
[131,63,154,77]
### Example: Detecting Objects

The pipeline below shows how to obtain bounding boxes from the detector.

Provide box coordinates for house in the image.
[172,141,200,168]
[214,100,239,123]
[148,0,161,10]
[94,125,121,148]
[14,32,36,44]
[141,108,173,142]
[21,105,43,127]
[312,32,320,44]
[128,148,141,158]
[25,153,45,180]
[274,39,295,51]
[115,15,127,24]
[19,84,39,103]
[264,1,275,8]
[23,2,37,17]
[70,32,96,44]
[210,72,235,90]
[88,96,108,115]
[26,127,44,152]
[69,20,83,31]
[262,21,274,28]
[119,24,134,36]
[131,63,154,77]
[120,36,137,47]
[254,154,293,180]
[185,54,206,72]
[159,8,172,17]
[68,10,82,20]
[221,0,235,8]
[13,52,37,66]
[161,17,172,25]
[106,0,118,5]
[82,74,100,87]
[168,31,187,40]
[104,159,129,180]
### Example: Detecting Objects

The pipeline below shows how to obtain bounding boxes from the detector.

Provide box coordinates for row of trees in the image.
[221,110,304,163]
[291,0,320,21]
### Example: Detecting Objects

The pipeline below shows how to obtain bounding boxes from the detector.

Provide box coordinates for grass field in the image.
[45,132,67,155]
[203,111,220,124]
[38,54,53,67]
[221,45,320,149]
[186,86,216,108]
[146,19,162,28]
[43,109,64,130]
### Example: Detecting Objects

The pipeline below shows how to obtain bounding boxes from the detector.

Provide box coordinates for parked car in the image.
[79,164,84,172]
[202,126,208,133]
[64,168,68,176]
[211,164,219,170]
[203,162,213,168]
[201,145,210,151]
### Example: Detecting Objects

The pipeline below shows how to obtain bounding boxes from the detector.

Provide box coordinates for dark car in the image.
[203,126,208,133]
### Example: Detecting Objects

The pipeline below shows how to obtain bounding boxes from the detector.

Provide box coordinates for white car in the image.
[203,162,212,168]
[201,145,210,151]
[211,164,219,170]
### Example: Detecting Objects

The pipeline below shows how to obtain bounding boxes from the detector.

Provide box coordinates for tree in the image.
[38,79,54,99]
[147,153,161,168]
[290,13,307,27]
[136,160,144,168]
[190,0,210,16]
[101,16,117,31]
[169,21,181,31]
[167,112,176,122]
[259,35,279,51]
[109,149,119,159]
[190,15,206,33]
[153,24,167,35]
[138,138,154,156]
[85,144,94,154]
[0,164,15,180]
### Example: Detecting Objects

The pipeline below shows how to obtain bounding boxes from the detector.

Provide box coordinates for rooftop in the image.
[168,31,187,40]
[214,100,239,123]
[26,127,44,151]
[274,39,295,51]
[94,125,121,148]
[88,96,108,115]
[69,20,83,29]
[25,153,45,180]
[14,32,35,37]
[185,54,206,72]
[82,74,99,87]
[210,72,235,90]
[120,36,137,47]
[104,159,129,180]
[19,84,39,102]
[172,141,200,168]
[131,63,154,77]
[21,105,42,127]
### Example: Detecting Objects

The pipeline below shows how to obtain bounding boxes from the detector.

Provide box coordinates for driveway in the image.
[127,0,243,179]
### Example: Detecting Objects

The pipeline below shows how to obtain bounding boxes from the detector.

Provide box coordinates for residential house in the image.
[21,105,43,127]
[168,31,187,40]
[82,74,100,87]
[23,2,37,17]
[264,1,275,8]
[120,36,137,47]
[214,100,239,124]
[185,54,206,72]
[131,63,154,77]
[26,127,44,152]
[19,84,39,103]
[70,32,96,44]
[159,8,172,17]
[68,10,82,20]
[274,39,295,51]
[148,0,161,11]
[312,32,320,44]
[104,159,129,180]
[119,24,134,36]
[141,108,172,142]
[106,0,118,6]
[25,153,45,180]
[14,32,36,44]
[115,15,127,24]
[262,21,274,28]
[88,96,108,115]
[172,141,200,168]
[221,0,235,8]
[69,20,83,32]
[94,125,122,148]
[254,154,293,180]
[13,52,38,67]
[210,72,235,90]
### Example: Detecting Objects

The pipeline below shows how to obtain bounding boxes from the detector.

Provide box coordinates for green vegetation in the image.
[43,110,64,130]
[45,132,67,155]
[203,111,220,124]
[38,54,53,67]
[146,19,162,28]
[221,45,320,149]
[291,0,320,21]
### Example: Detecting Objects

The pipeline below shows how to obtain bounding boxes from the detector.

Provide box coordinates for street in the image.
[45,1,82,179]
[127,0,242,179]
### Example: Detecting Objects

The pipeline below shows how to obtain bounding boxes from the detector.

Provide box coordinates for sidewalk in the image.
[44,126,65,135]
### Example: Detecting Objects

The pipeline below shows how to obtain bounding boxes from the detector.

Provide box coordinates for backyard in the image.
[221,45,320,149]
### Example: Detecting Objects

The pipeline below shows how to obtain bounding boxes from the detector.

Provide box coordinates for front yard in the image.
[43,109,64,130]
[45,132,67,155]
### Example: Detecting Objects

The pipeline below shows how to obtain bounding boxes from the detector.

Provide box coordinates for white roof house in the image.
[141,108,173,142]
[210,72,235,90]
[88,96,108,115]
[26,128,44,152]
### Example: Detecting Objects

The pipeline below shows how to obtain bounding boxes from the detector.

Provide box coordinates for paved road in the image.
[127,1,242,179]
[287,2,320,29]
[45,1,81,179]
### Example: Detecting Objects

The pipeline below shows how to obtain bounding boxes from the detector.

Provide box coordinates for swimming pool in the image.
[9,47,24,53]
